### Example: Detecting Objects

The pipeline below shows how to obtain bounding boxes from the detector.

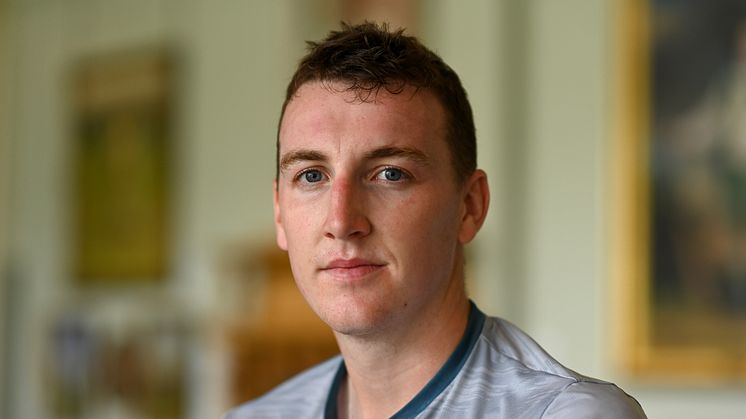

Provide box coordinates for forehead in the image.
[278,82,447,153]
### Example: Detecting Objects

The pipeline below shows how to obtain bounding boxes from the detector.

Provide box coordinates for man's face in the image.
[274,81,475,337]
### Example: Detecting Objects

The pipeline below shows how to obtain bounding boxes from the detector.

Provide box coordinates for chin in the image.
[315,301,393,337]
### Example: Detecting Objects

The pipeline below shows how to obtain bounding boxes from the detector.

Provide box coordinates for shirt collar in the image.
[324,301,486,418]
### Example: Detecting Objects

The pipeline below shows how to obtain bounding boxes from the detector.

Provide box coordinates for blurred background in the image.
[0,0,744,418]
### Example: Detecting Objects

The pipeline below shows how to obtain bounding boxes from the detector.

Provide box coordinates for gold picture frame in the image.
[73,48,174,283]
[612,0,746,382]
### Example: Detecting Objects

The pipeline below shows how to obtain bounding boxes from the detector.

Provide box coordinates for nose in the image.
[323,178,372,240]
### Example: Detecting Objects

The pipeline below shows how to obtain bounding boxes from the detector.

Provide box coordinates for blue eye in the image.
[302,170,324,183]
[376,167,407,182]
[384,168,403,181]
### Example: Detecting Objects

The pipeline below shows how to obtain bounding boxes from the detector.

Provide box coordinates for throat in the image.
[332,300,476,418]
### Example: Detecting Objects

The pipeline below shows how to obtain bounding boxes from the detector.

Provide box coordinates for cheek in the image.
[386,193,461,256]
[281,199,321,243]
[280,202,324,281]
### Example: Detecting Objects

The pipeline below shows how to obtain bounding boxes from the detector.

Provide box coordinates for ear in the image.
[273,180,288,250]
[458,169,490,244]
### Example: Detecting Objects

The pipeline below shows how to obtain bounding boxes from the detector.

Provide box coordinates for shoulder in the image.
[222,355,341,419]
[447,316,645,417]
[541,380,647,418]
[477,316,578,378]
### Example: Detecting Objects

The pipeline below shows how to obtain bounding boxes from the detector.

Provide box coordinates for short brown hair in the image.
[277,21,476,182]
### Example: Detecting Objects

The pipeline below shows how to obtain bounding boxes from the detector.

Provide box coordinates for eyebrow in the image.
[364,147,430,165]
[279,146,430,172]
[279,149,327,171]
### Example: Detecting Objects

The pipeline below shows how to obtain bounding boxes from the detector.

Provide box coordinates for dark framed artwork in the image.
[613,0,746,381]
[73,49,174,283]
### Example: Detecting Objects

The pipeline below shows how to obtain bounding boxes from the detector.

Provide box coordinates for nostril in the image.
[323,206,371,240]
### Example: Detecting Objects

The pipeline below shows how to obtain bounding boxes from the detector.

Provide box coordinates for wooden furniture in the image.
[227,248,338,405]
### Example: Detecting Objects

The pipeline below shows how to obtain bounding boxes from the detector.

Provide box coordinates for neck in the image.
[334,287,470,419]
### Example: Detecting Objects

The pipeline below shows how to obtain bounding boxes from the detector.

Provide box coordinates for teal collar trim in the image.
[324,302,486,418]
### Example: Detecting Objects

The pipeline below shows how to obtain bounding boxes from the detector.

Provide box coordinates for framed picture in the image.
[72,48,174,283]
[612,0,746,382]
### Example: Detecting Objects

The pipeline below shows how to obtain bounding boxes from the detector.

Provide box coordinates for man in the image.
[226,22,646,418]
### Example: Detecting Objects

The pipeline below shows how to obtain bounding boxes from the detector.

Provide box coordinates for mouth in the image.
[320,258,386,280]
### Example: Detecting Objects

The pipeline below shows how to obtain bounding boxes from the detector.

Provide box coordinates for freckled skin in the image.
[273,81,483,339]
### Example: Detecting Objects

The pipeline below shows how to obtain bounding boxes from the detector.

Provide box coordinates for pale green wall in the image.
[0,2,12,415]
